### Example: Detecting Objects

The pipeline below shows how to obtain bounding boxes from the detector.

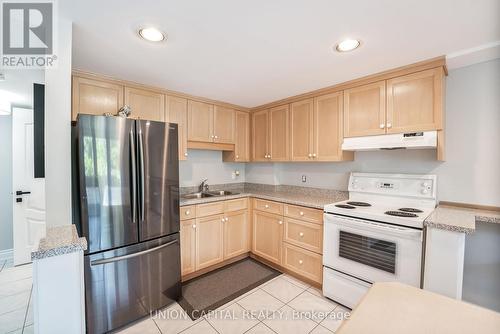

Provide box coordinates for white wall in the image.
[0,115,13,251]
[179,150,245,187]
[44,19,73,226]
[244,59,500,206]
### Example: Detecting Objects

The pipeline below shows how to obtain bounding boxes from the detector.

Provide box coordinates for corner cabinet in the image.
[344,67,445,137]
[223,111,250,162]
[251,105,289,162]
[252,109,269,161]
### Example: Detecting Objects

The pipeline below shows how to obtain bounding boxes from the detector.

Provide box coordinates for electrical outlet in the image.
[301,175,307,183]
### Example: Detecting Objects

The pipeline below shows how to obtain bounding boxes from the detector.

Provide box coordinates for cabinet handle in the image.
[379,124,385,129]
[236,155,239,159]
[185,210,190,215]
[184,152,188,157]
[278,221,283,225]
[308,153,312,158]
[299,211,304,216]
[312,153,316,158]
[387,123,392,128]
[299,260,303,265]
[214,135,219,139]
[221,217,225,223]
[299,232,304,237]
[225,217,229,222]
[211,135,214,138]
[192,224,196,229]
[265,204,269,208]
[268,155,272,159]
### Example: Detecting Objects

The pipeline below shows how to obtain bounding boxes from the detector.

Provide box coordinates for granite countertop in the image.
[337,282,500,334]
[424,205,500,234]
[179,184,348,209]
[31,225,88,260]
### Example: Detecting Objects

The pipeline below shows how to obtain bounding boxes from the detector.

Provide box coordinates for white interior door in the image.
[12,107,46,265]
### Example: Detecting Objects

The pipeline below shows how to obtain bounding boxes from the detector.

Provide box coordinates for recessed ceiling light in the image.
[138,27,166,42]
[335,39,361,52]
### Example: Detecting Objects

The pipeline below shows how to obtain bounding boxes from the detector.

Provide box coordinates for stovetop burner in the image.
[399,208,424,213]
[385,210,418,218]
[335,204,356,209]
[346,201,372,207]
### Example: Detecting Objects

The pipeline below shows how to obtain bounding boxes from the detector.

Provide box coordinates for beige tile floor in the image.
[116,274,351,334]
[0,261,350,334]
[0,260,33,334]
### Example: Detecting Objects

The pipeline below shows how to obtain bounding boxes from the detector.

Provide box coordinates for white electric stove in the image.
[322,173,437,308]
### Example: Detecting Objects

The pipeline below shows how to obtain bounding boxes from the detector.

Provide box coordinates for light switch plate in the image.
[302,175,307,182]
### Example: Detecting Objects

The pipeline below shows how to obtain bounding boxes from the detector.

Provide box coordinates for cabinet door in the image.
[386,68,444,134]
[313,92,349,161]
[180,219,196,275]
[195,215,223,270]
[252,110,269,161]
[290,99,313,161]
[72,76,124,121]
[124,87,165,121]
[235,111,250,161]
[166,95,188,160]
[252,211,283,264]
[213,106,235,144]
[344,81,386,137]
[223,210,249,259]
[268,105,289,161]
[188,100,214,142]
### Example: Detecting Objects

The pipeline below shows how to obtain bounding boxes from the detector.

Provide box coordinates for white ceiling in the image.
[61,0,500,107]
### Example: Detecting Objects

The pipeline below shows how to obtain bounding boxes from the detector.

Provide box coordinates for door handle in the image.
[16,191,31,195]
[138,130,145,222]
[130,130,137,223]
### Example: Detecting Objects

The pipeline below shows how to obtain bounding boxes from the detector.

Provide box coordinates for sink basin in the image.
[206,190,240,196]
[182,192,215,199]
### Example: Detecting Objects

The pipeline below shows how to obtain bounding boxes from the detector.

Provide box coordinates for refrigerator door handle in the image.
[90,239,178,266]
[130,130,137,223]
[138,128,145,222]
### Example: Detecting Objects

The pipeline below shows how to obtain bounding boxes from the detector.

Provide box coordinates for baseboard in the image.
[0,248,14,262]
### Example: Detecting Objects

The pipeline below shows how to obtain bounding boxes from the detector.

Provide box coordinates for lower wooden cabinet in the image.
[223,210,249,259]
[252,211,283,264]
[180,219,196,276]
[282,242,323,284]
[195,215,224,270]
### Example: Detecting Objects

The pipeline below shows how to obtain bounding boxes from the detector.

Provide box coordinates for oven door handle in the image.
[328,216,422,240]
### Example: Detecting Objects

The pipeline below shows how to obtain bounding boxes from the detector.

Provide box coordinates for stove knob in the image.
[421,189,429,194]
[422,182,429,187]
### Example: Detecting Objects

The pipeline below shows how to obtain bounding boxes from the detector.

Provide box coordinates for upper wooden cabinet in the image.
[72,76,124,121]
[223,111,250,162]
[289,94,352,161]
[124,87,165,122]
[214,106,235,144]
[188,100,214,142]
[313,92,352,161]
[343,81,386,138]
[252,109,269,161]
[344,67,445,137]
[166,95,188,160]
[290,99,314,161]
[268,105,289,161]
[386,68,444,133]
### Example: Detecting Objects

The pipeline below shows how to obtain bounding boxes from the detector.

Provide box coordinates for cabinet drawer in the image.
[180,205,195,220]
[225,198,248,212]
[284,204,323,224]
[253,198,284,215]
[196,201,225,217]
[282,243,323,284]
[284,218,323,254]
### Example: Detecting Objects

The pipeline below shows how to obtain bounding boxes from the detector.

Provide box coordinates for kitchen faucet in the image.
[198,178,209,192]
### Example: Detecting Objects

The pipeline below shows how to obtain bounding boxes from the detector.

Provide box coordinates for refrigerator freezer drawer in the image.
[84,234,181,334]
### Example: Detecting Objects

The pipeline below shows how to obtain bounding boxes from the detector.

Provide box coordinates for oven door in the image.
[323,213,423,286]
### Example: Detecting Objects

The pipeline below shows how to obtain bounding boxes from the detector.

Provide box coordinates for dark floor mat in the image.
[178,257,281,320]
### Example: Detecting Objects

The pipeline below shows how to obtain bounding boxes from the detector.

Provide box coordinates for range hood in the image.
[342,131,437,151]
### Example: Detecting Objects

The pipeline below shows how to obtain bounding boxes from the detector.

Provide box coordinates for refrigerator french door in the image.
[76,115,181,334]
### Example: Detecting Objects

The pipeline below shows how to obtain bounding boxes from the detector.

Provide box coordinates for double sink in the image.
[182,190,240,199]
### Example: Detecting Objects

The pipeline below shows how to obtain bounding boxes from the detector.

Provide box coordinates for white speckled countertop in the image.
[424,205,500,234]
[180,184,348,210]
[337,282,500,334]
[31,225,87,260]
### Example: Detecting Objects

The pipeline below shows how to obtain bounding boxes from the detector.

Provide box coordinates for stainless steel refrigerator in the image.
[75,114,181,334]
